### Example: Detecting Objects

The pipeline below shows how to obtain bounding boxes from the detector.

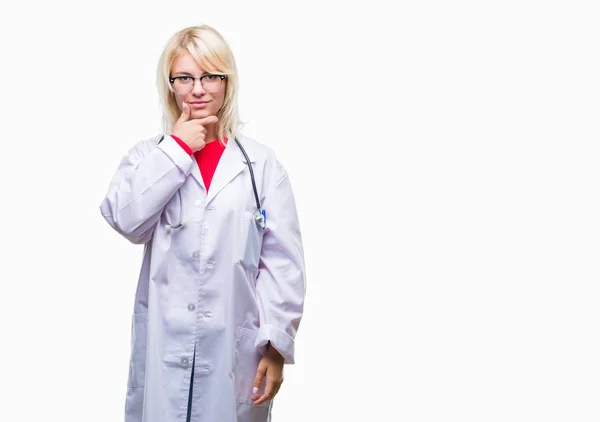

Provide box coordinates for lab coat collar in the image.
[204,136,256,206]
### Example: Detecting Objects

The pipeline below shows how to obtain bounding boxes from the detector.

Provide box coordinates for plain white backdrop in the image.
[0,0,598,421]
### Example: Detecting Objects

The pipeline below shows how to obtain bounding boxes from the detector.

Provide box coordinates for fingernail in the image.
[182,102,187,108]
[253,387,258,394]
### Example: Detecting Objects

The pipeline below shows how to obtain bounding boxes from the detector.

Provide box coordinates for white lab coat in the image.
[99,133,306,422]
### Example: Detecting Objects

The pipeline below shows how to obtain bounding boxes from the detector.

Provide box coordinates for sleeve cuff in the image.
[255,324,296,364]
[170,134,193,155]
[157,135,194,175]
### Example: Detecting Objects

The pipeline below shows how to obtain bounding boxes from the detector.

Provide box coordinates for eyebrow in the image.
[171,71,209,76]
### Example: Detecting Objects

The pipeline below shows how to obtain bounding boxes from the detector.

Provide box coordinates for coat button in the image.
[187,303,196,311]
[206,260,215,268]
[192,251,200,259]
[181,357,189,366]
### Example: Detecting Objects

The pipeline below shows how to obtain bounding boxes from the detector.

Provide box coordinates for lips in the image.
[189,101,209,108]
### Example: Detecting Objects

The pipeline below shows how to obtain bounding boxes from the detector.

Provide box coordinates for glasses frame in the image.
[168,74,227,94]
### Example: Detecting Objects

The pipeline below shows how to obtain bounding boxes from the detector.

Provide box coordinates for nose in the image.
[191,78,206,95]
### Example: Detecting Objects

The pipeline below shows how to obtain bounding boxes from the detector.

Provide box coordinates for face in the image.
[170,51,226,120]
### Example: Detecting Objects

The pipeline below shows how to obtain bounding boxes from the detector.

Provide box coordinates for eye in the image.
[178,76,193,83]
[204,74,218,81]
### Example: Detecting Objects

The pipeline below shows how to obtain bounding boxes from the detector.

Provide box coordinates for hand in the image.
[171,102,218,152]
[252,344,284,406]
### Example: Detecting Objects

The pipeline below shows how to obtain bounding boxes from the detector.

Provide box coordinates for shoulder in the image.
[122,133,165,160]
[233,134,289,182]
[234,134,284,168]
[232,134,273,160]
[139,133,165,151]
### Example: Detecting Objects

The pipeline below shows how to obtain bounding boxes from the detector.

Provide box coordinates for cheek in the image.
[214,93,226,110]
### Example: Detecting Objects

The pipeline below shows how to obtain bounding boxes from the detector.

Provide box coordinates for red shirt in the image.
[171,135,228,192]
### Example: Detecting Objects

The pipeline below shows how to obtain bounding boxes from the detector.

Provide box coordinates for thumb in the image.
[176,102,191,124]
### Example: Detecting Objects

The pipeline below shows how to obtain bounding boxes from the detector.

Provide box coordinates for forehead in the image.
[171,52,207,75]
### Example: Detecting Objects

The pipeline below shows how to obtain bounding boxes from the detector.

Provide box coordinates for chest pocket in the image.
[235,210,264,274]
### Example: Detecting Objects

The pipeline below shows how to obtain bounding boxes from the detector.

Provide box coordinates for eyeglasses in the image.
[169,74,227,95]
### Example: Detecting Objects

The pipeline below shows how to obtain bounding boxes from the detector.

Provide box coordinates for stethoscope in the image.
[158,135,266,231]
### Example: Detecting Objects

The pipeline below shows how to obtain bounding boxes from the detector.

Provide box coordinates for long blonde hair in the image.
[156,25,242,143]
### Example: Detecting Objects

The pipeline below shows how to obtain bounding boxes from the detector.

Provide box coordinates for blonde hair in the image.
[156,25,242,143]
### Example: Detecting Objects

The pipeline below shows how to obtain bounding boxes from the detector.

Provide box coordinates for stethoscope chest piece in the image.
[254,209,266,230]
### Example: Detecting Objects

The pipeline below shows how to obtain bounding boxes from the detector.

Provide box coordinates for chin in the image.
[192,109,212,117]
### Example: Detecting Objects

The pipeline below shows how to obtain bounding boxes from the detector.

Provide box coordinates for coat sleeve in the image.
[254,157,306,364]
[99,135,195,244]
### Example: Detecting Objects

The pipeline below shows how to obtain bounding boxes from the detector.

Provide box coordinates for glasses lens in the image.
[202,75,222,93]
[172,77,193,95]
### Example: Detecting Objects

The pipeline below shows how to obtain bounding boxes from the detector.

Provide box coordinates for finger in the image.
[253,363,266,393]
[253,377,276,406]
[253,393,269,406]
[273,382,281,398]
[176,102,191,124]
[195,115,219,126]
[251,385,261,399]
[251,388,264,403]
[272,377,282,397]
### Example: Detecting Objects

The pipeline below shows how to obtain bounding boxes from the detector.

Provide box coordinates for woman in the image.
[99,25,306,422]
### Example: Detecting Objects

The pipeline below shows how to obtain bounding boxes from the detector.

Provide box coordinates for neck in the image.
[205,125,218,144]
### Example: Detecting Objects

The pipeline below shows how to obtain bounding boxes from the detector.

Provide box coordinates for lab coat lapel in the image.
[189,156,206,191]
[206,138,255,206]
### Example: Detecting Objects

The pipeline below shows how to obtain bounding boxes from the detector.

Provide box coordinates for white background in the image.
[0,1,598,421]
